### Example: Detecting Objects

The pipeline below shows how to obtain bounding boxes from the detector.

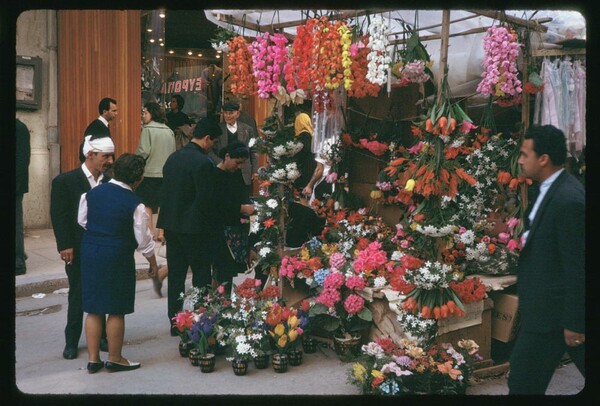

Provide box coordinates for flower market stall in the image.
[168,9,585,395]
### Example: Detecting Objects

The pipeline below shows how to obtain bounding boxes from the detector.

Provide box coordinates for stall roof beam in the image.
[467,9,548,32]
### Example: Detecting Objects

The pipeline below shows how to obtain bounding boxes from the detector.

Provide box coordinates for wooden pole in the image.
[437,9,450,105]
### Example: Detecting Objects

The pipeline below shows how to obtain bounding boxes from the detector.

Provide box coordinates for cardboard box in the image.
[489,292,520,343]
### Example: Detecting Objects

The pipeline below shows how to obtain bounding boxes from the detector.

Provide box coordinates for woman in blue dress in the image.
[78,153,159,373]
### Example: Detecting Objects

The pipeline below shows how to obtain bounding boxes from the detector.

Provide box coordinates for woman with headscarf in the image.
[292,110,317,194]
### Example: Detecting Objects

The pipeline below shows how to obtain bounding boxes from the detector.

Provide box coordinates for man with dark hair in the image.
[209,100,258,196]
[508,124,585,394]
[51,136,115,359]
[79,97,118,163]
[157,117,221,335]
[16,118,30,275]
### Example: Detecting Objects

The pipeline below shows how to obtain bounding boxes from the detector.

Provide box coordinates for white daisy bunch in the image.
[396,310,438,345]
[211,41,230,53]
[404,261,454,290]
[415,224,456,237]
[366,15,391,85]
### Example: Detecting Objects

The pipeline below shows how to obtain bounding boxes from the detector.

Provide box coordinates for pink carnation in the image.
[353,241,388,272]
[329,252,346,271]
[316,288,341,308]
[343,294,365,315]
[345,275,366,291]
[323,272,345,289]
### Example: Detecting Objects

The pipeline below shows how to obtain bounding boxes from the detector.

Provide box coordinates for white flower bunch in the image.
[407,261,453,290]
[366,15,391,85]
[396,310,438,345]
[415,224,455,237]
[211,41,230,53]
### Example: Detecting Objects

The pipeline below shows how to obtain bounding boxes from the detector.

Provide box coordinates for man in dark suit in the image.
[51,137,115,359]
[16,118,30,275]
[208,100,258,196]
[78,97,118,163]
[157,118,221,335]
[508,125,585,394]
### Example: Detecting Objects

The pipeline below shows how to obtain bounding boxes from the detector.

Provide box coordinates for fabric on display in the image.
[533,57,586,159]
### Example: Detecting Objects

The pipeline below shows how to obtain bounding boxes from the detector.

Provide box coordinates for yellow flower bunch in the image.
[353,362,367,383]
[338,22,353,90]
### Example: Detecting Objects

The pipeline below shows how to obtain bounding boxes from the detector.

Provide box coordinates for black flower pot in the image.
[288,349,303,366]
[272,353,288,373]
[188,347,200,367]
[253,353,269,369]
[199,353,216,373]
[178,340,191,358]
[232,358,248,376]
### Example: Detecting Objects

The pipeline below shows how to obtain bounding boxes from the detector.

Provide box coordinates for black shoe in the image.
[15,268,26,276]
[100,338,109,352]
[87,361,104,374]
[63,346,78,359]
[105,359,141,372]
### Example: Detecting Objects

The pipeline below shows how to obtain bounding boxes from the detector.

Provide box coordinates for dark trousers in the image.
[65,260,106,348]
[15,194,26,273]
[508,329,585,394]
[165,231,214,323]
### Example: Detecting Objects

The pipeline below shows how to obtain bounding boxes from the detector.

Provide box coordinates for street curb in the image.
[15,267,153,298]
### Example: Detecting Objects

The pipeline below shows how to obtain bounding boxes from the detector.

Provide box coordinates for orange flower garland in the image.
[292,18,317,92]
[348,35,381,98]
[227,35,256,97]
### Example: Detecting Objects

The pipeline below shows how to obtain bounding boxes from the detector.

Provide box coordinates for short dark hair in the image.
[144,102,167,124]
[171,94,185,109]
[218,141,249,160]
[98,97,117,115]
[113,153,145,185]
[524,125,567,166]
[193,117,221,140]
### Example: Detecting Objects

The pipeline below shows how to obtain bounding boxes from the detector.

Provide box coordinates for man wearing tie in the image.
[508,125,585,394]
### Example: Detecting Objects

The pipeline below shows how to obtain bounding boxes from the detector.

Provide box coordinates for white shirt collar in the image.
[81,163,105,188]
[227,122,237,133]
[109,178,132,191]
[98,115,109,127]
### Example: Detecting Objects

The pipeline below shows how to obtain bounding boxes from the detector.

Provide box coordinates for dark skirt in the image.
[80,238,136,315]
[135,177,162,212]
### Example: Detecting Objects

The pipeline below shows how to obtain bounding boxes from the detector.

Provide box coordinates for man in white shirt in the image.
[50,136,115,359]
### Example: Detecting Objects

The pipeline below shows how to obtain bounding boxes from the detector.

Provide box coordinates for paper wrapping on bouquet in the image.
[436,300,484,335]
[472,274,517,292]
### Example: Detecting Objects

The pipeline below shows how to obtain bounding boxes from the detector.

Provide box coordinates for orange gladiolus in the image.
[389,157,407,167]
[440,304,449,319]
[449,118,456,133]
[437,116,448,133]
[455,167,477,185]
[497,171,512,185]
[425,118,434,133]
[508,178,520,189]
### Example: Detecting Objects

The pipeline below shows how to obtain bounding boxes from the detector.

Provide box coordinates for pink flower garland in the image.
[248,32,290,99]
[476,26,523,97]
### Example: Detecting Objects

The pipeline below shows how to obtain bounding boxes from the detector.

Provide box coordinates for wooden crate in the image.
[435,298,494,362]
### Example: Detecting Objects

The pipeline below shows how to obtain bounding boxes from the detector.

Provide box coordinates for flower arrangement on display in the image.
[220,278,278,362]
[391,28,434,88]
[264,302,309,354]
[476,24,523,117]
[210,26,235,53]
[226,35,256,97]
[348,336,482,395]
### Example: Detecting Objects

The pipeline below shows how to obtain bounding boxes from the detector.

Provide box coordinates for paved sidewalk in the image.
[16,228,165,298]
[13,228,587,398]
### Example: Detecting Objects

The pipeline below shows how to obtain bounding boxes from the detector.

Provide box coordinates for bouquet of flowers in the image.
[309,271,373,338]
[188,310,219,356]
[264,303,307,354]
[348,337,482,395]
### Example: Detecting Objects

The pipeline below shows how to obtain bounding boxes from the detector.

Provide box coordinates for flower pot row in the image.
[179,341,307,375]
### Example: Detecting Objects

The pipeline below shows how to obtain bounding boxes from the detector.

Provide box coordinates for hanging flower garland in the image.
[348,35,381,98]
[321,20,344,91]
[338,21,353,91]
[476,25,523,98]
[366,15,392,85]
[292,18,317,92]
[227,35,256,97]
